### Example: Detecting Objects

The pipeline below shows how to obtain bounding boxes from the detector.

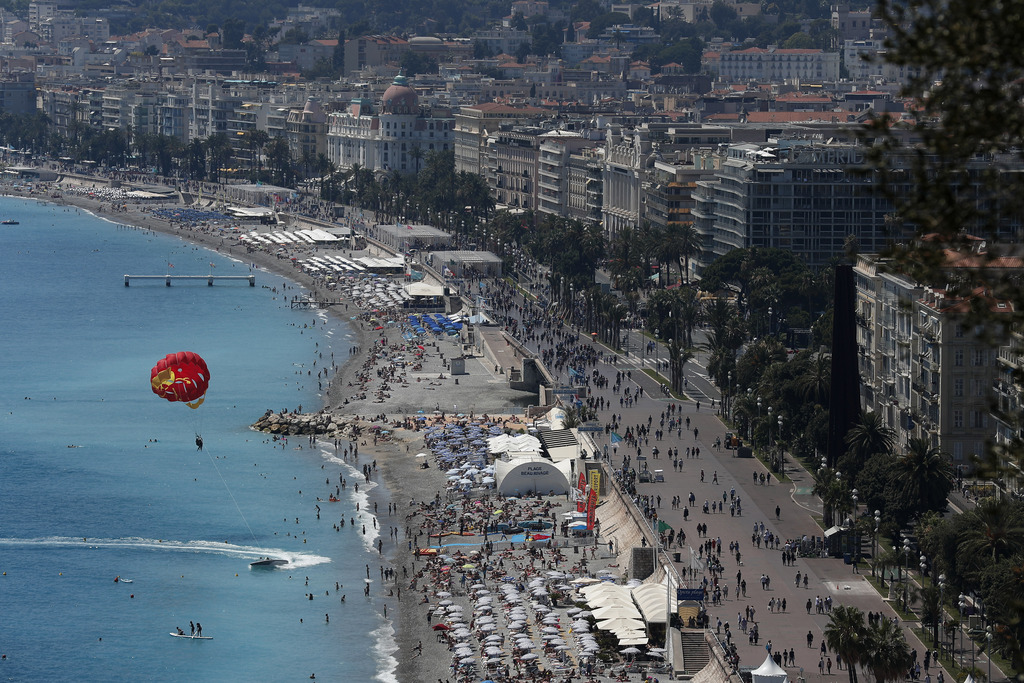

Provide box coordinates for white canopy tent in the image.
[752,654,790,683]
[631,582,671,624]
[492,455,573,496]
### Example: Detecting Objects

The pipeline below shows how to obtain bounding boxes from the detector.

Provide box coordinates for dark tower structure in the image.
[827,263,860,467]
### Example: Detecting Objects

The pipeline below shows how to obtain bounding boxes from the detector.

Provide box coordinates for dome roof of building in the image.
[302,96,326,123]
[382,74,418,114]
[409,36,442,45]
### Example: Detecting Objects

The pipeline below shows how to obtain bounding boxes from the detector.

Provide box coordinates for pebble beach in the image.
[3,174,642,683]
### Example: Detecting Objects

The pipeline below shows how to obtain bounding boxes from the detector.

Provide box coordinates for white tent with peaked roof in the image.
[752,654,789,683]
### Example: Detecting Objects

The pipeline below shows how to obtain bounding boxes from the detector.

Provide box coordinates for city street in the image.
[487,274,1003,680]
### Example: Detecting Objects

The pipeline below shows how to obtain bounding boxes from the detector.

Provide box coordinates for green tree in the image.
[824,605,865,683]
[895,438,953,519]
[957,497,1024,569]
[842,411,896,486]
[863,617,912,683]
[205,132,232,183]
[797,351,830,406]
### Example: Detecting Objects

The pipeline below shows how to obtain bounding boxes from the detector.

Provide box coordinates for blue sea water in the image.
[0,197,397,682]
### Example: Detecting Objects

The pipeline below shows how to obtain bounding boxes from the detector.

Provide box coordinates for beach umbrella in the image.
[620,647,642,655]
[520,653,538,660]
[436,591,452,598]
[543,627,559,634]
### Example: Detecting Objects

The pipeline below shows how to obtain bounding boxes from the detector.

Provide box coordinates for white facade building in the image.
[326,74,453,173]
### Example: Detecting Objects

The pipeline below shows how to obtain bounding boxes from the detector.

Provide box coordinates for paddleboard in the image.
[169,633,213,640]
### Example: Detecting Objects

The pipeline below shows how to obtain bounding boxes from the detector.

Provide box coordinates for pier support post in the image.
[124,275,130,287]
[249,275,255,286]
[166,276,171,287]
[208,277,214,286]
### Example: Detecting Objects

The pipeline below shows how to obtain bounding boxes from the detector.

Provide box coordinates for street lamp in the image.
[959,594,967,669]
[746,388,753,436]
[655,329,660,371]
[727,371,732,416]
[987,626,993,682]
[833,471,841,527]
[777,415,785,476]
[873,510,881,578]
[936,573,946,649]
[768,306,773,336]
[903,538,912,611]
[767,406,774,453]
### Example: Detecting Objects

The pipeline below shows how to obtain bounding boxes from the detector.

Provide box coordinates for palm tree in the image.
[845,412,896,461]
[798,351,831,406]
[862,616,912,683]
[667,338,694,395]
[813,468,852,528]
[842,411,896,485]
[874,546,906,590]
[895,438,953,519]
[957,497,1024,568]
[205,132,233,183]
[246,129,269,180]
[824,605,865,683]
[677,223,702,284]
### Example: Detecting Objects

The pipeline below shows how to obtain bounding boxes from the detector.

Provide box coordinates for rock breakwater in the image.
[251,410,360,438]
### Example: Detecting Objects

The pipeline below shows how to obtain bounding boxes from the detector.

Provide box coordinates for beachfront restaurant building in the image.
[426,250,503,278]
[368,223,452,253]
[224,183,296,207]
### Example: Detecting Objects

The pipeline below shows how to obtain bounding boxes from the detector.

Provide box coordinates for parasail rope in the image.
[201,441,263,550]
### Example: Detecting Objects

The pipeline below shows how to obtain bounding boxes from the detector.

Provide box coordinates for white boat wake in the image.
[0,536,330,568]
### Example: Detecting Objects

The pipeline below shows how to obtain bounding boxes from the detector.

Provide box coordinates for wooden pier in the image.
[124,274,255,287]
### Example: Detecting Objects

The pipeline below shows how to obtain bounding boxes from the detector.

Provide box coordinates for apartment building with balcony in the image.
[285,96,328,164]
[711,47,840,82]
[994,329,1024,490]
[855,241,1020,471]
[567,146,604,225]
[854,257,922,444]
[486,126,543,210]
[692,140,904,274]
[601,124,651,238]
[536,130,592,217]
[454,102,546,175]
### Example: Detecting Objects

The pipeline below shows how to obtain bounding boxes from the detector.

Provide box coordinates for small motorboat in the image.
[1,219,19,225]
[249,557,289,568]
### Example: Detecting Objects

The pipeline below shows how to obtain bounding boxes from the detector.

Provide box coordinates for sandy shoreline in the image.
[4,178,499,682]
